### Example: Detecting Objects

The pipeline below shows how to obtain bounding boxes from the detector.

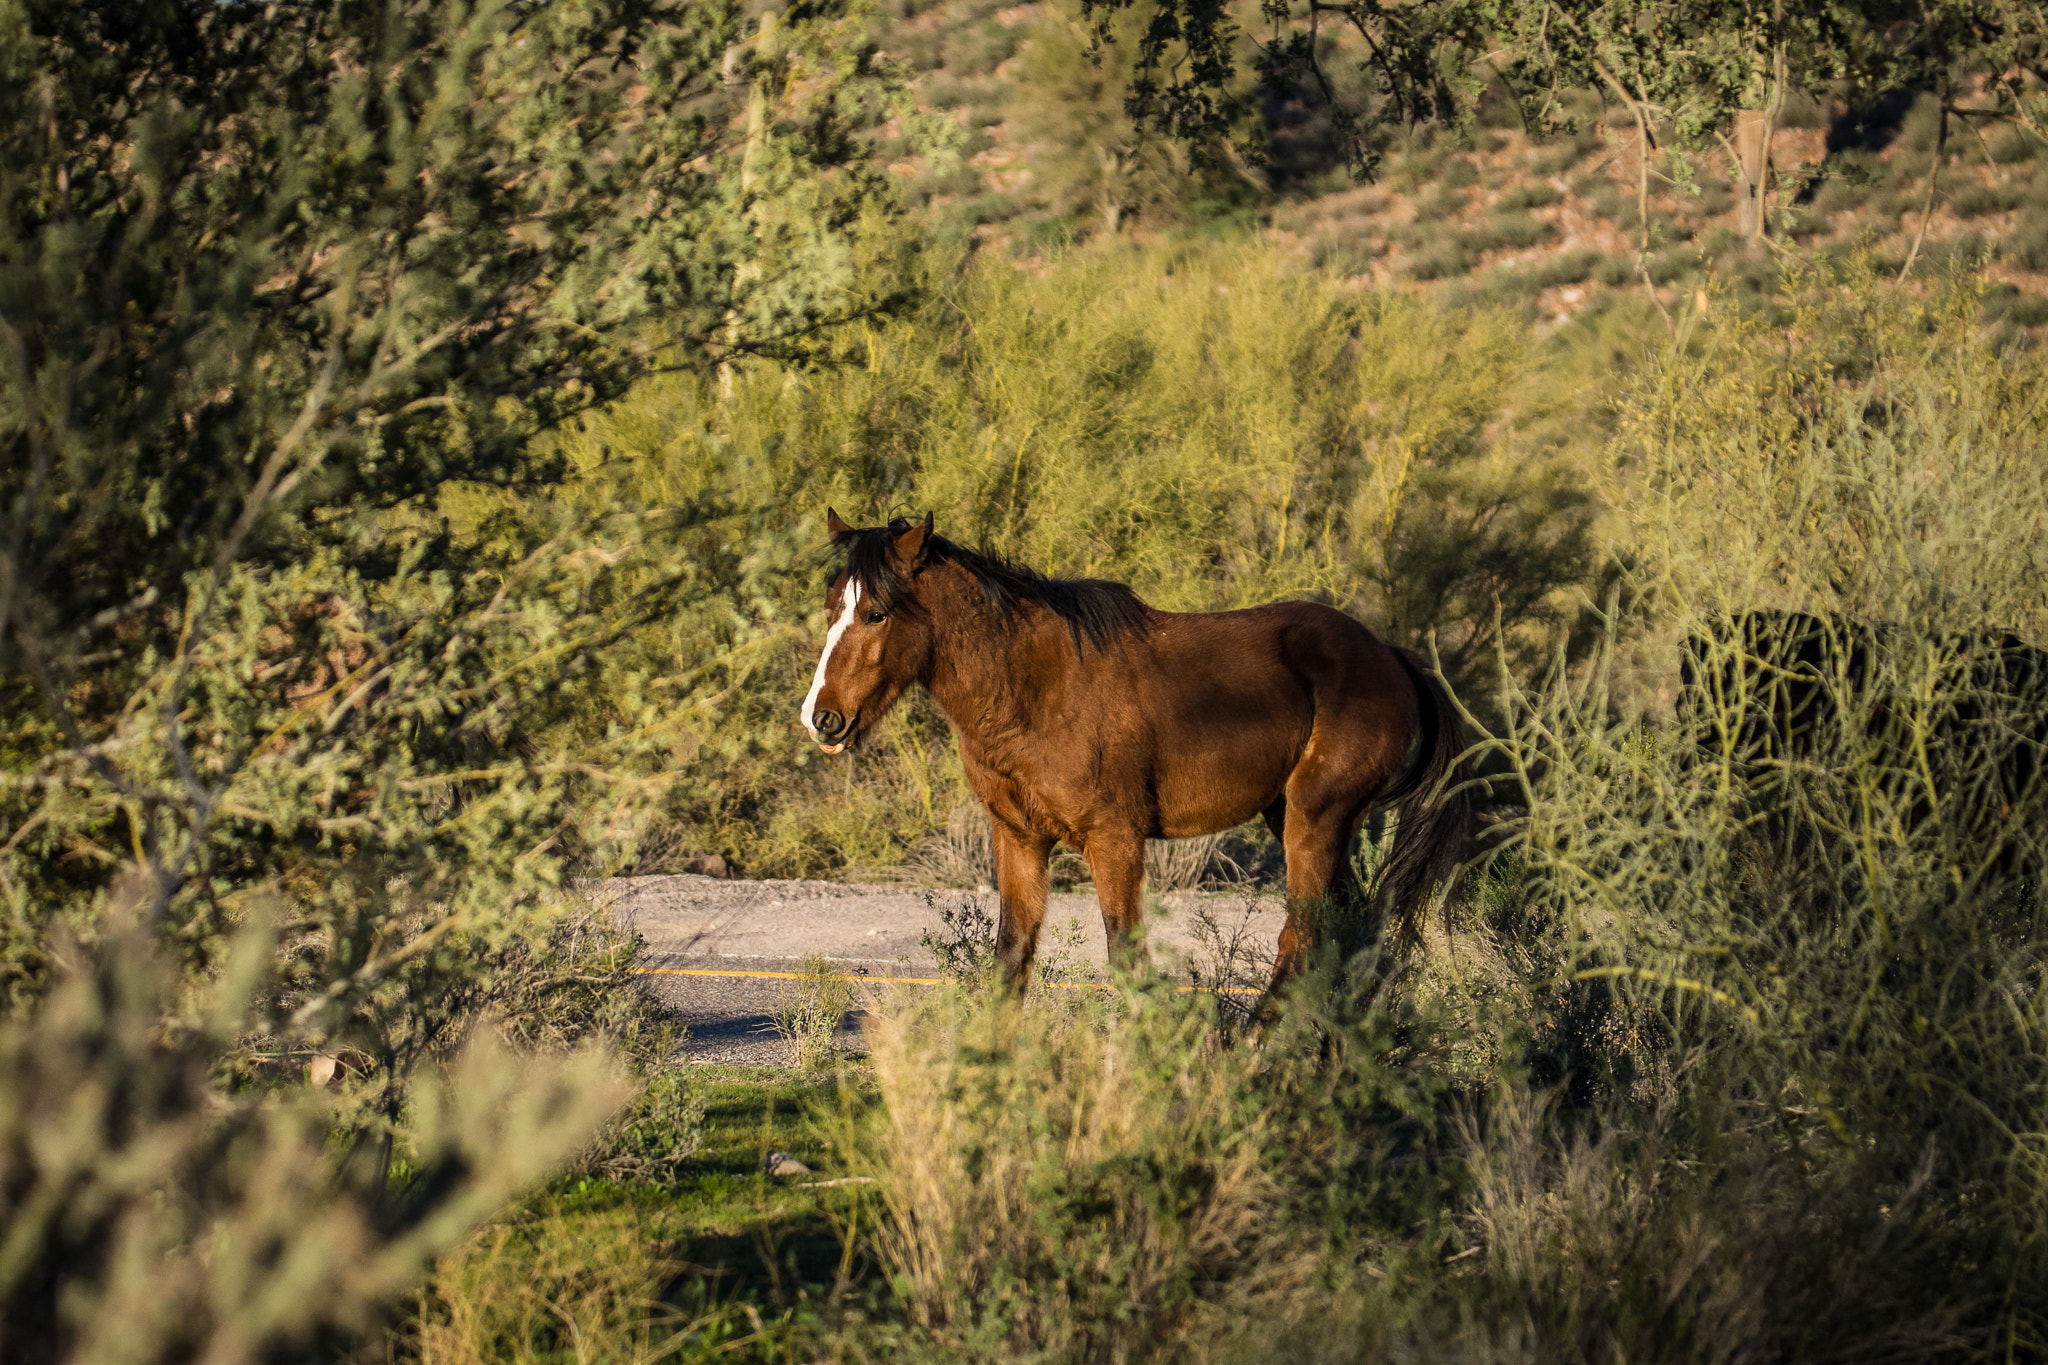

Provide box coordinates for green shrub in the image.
[2007,212,2048,269]
[1441,156,1483,189]
[1690,178,1734,216]
[1485,211,1558,250]
[1812,171,1873,215]
[405,1201,745,1365]
[1412,186,1466,222]
[1593,253,1637,286]
[1775,204,1830,238]
[2011,293,2048,326]
[0,0,898,1347]
[860,971,1449,1359]
[1408,240,1479,278]
[840,257,2048,1363]
[1949,179,2025,217]
[1532,248,1603,288]
[554,241,1602,875]
[1496,181,1563,211]
[0,921,622,1362]
[1587,184,1635,223]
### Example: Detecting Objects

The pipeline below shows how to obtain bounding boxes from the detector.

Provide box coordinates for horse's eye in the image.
[865,611,887,625]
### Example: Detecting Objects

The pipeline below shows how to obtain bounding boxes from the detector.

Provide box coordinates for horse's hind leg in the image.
[993,820,1054,991]
[1257,795,1371,1020]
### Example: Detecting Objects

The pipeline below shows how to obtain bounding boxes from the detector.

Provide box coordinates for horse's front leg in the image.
[1084,829,1150,976]
[992,819,1054,991]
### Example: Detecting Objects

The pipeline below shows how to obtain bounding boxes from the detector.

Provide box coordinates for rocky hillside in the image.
[872,0,2048,331]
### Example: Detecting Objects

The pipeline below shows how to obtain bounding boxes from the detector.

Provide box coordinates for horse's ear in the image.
[891,512,934,566]
[826,508,853,543]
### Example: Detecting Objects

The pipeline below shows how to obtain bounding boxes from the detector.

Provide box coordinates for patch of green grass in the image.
[400,1067,892,1363]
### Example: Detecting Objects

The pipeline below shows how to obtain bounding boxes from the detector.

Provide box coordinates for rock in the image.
[761,1150,812,1177]
[681,853,730,879]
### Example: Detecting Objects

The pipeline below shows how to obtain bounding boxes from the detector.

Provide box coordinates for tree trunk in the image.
[721,8,782,401]
[1735,107,1771,241]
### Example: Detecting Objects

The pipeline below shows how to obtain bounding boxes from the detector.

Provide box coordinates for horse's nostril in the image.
[814,709,844,738]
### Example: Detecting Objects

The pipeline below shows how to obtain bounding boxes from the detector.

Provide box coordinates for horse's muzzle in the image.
[813,708,855,753]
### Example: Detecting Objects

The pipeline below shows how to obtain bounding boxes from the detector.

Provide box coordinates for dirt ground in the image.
[590,874,1289,1065]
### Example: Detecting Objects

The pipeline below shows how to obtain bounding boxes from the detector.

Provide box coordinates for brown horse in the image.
[799,512,1473,1000]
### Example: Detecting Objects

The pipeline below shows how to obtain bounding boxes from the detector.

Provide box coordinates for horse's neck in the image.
[922,590,1062,764]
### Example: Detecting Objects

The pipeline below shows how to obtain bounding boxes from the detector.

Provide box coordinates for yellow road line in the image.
[636,966,941,985]
[631,966,1260,994]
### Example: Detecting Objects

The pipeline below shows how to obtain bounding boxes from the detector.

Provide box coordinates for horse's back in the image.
[1142,599,1406,695]
[1116,600,1418,837]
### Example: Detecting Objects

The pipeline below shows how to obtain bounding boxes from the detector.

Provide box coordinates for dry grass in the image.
[771,953,856,1069]
[859,986,1319,1360]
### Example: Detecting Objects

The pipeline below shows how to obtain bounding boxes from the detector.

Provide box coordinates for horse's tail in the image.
[1379,648,1474,941]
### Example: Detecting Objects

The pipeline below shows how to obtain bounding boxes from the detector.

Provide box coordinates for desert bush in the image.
[1468,255,2048,1355]
[835,255,2048,1364]
[1006,0,1222,235]
[0,917,622,1364]
[1496,181,1563,210]
[557,240,1603,878]
[0,0,906,1347]
[1950,180,2026,218]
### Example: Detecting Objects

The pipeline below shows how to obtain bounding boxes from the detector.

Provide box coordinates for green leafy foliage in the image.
[0,917,623,1363]
[0,0,909,1350]
[542,240,1604,875]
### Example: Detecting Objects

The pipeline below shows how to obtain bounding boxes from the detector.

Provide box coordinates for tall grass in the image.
[858,972,1445,1361]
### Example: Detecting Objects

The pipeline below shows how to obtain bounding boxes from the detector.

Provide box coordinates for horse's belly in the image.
[1150,720,1300,837]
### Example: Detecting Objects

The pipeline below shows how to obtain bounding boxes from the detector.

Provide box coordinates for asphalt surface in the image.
[590,874,1289,1066]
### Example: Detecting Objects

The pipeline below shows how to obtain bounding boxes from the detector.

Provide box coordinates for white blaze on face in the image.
[800,578,862,740]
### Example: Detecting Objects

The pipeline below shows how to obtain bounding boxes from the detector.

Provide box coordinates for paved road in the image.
[589,874,1289,1065]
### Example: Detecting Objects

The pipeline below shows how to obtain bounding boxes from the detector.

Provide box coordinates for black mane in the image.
[834,519,1149,654]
